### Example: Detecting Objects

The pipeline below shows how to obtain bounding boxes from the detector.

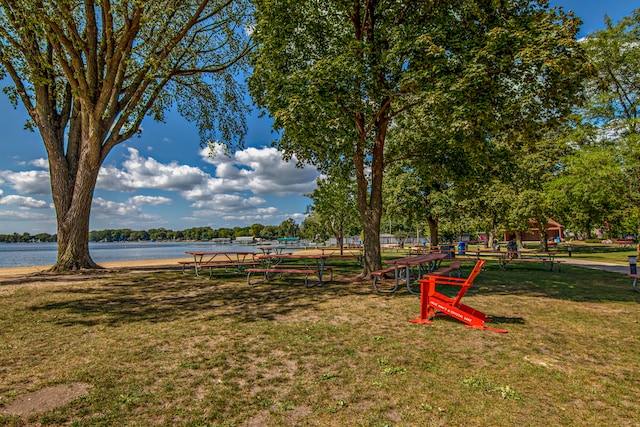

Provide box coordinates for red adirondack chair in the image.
[410,260,507,333]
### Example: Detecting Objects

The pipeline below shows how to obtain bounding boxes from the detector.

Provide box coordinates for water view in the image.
[0,241,268,268]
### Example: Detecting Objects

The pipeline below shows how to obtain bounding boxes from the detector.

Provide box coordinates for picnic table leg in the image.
[406,264,421,295]
[373,274,399,293]
[633,277,638,292]
[193,254,202,277]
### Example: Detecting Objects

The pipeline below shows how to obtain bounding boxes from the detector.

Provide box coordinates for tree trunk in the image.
[355,142,384,275]
[361,210,382,275]
[515,231,523,250]
[427,215,438,247]
[538,217,549,252]
[47,133,102,272]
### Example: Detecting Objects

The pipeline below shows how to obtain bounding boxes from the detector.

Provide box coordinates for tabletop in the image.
[258,253,329,259]
[185,251,255,256]
[386,253,447,266]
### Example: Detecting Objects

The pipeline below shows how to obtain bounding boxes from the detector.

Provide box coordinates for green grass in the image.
[1,257,639,426]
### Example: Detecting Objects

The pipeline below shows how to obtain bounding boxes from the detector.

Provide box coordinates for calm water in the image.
[0,241,269,268]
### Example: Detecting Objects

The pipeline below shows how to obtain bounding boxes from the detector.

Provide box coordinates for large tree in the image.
[577,8,640,234]
[249,0,584,275]
[0,1,250,271]
[305,174,359,254]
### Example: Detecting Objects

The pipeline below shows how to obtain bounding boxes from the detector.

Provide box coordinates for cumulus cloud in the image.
[97,145,318,202]
[29,158,49,169]
[0,143,317,231]
[0,170,51,195]
[197,143,319,197]
[0,195,51,209]
[0,209,53,222]
[97,148,209,192]
[190,194,266,211]
[92,197,144,217]
[129,195,172,206]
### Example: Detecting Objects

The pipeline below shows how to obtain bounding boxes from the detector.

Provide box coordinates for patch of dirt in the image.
[2,383,92,417]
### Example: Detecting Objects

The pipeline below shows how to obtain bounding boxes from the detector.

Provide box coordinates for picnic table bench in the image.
[505,252,563,271]
[461,249,563,271]
[182,251,258,278]
[628,273,640,292]
[615,238,635,247]
[426,261,462,277]
[246,267,319,287]
[248,253,333,287]
[371,253,447,294]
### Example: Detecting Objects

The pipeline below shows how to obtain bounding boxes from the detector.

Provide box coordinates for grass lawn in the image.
[1,257,639,426]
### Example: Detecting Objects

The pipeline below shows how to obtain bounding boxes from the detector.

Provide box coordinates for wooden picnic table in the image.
[184,251,258,278]
[462,249,563,271]
[510,251,563,271]
[249,253,333,286]
[256,245,288,255]
[374,253,447,294]
[314,248,364,266]
[462,249,509,269]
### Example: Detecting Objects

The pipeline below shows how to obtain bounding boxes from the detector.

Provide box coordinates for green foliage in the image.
[0,232,57,243]
[305,174,359,244]
[249,0,586,269]
[0,1,252,269]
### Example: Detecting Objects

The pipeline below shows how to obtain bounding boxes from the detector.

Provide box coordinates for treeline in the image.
[0,219,304,244]
[89,222,300,242]
[0,233,58,243]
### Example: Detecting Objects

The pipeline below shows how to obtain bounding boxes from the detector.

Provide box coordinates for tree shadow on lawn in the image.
[24,263,638,329]
[26,271,373,327]
[467,263,639,303]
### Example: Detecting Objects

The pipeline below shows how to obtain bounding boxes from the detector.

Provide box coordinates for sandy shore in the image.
[0,257,191,278]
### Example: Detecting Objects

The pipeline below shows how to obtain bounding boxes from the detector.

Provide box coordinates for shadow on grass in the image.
[469,263,640,303]
[27,270,373,327]
[23,260,640,328]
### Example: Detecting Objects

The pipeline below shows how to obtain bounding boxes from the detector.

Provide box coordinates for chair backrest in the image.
[466,260,485,283]
[452,260,485,306]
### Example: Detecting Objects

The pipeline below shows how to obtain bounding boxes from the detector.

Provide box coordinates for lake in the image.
[0,241,270,268]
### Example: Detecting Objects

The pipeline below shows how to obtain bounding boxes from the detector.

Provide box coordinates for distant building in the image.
[235,236,255,244]
[328,234,400,246]
[503,218,564,242]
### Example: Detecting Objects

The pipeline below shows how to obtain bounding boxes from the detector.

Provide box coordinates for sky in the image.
[0,1,636,235]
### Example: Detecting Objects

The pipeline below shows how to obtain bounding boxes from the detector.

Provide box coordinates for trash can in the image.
[629,255,637,275]
[457,241,467,255]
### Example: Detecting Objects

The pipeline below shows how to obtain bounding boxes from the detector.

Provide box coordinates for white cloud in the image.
[190,194,266,211]
[129,195,172,206]
[0,209,53,222]
[0,195,51,209]
[0,143,317,232]
[92,197,143,217]
[197,143,319,197]
[29,158,49,169]
[97,148,208,192]
[0,170,51,195]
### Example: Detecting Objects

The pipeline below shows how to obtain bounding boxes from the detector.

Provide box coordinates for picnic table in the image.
[462,249,563,271]
[247,253,333,287]
[511,251,563,271]
[183,251,259,278]
[315,248,364,266]
[372,253,447,294]
[463,249,509,269]
[256,245,287,255]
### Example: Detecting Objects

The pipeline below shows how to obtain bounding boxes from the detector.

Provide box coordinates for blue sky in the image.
[0,1,635,235]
